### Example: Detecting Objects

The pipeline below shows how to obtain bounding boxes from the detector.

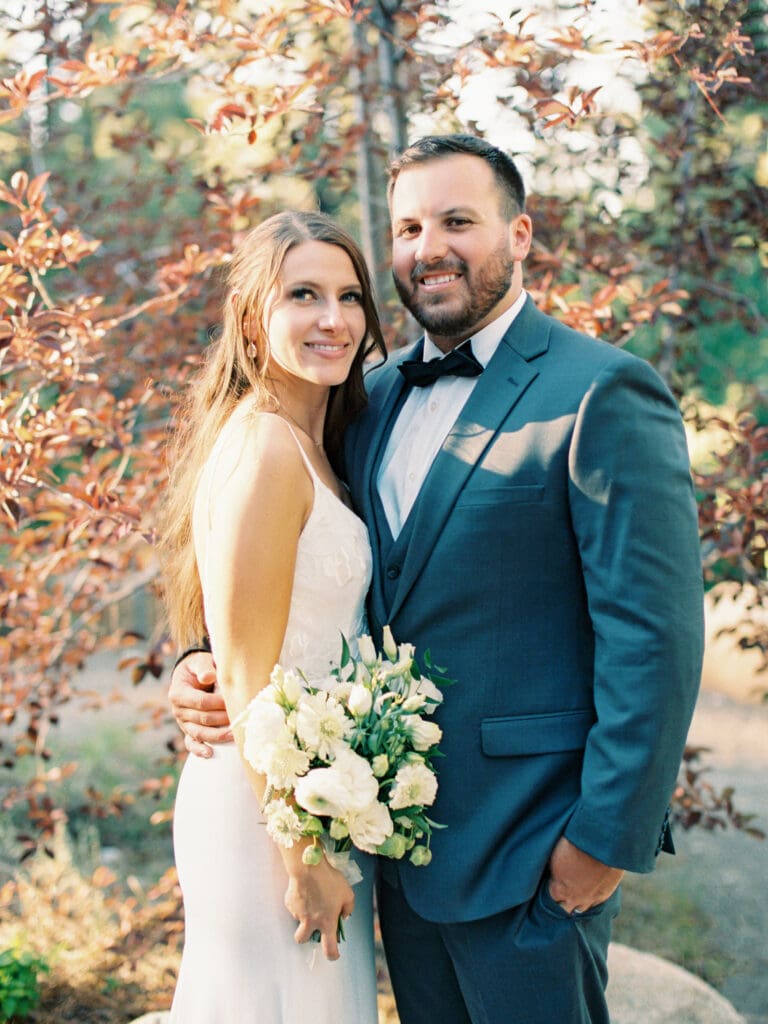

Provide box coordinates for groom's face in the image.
[389,153,532,352]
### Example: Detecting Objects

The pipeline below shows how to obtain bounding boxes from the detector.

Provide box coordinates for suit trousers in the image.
[377,873,620,1024]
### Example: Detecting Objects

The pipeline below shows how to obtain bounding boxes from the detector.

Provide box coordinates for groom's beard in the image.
[392,241,514,341]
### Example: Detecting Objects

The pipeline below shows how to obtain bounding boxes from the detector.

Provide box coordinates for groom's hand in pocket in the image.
[546,835,624,914]
[169,651,232,757]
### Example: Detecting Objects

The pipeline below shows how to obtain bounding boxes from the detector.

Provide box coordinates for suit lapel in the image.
[356,343,420,628]
[357,341,420,525]
[387,303,549,623]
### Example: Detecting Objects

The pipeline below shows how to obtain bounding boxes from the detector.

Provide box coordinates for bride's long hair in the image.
[159,210,386,648]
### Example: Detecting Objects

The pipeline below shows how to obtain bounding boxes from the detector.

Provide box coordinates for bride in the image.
[158,210,387,1023]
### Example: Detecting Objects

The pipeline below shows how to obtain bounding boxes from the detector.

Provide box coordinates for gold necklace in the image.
[279,407,324,448]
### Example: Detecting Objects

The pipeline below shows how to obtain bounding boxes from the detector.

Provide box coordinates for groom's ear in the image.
[508,213,533,263]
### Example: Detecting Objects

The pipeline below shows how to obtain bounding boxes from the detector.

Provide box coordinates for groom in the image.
[170,135,704,1023]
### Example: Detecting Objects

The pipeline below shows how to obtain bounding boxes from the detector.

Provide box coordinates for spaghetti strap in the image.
[276,418,321,486]
[197,407,316,590]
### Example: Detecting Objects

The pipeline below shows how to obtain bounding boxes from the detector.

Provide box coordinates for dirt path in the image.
[649,689,768,1023]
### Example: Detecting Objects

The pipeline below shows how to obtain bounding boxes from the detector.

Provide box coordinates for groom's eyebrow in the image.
[394,205,479,227]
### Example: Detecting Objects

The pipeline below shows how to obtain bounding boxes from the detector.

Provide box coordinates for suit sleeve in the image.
[563,354,704,872]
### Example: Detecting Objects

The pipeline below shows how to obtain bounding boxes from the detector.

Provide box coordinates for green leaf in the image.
[339,633,351,668]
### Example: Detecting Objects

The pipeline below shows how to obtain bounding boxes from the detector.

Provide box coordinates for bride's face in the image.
[262,240,367,389]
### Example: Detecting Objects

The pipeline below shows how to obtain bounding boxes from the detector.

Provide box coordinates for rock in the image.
[127,944,746,1024]
[607,943,745,1024]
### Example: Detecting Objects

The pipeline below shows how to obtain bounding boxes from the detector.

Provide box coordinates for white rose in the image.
[405,676,444,714]
[346,800,394,853]
[402,693,426,712]
[389,763,438,810]
[387,642,416,677]
[357,634,377,667]
[348,684,373,717]
[279,668,303,705]
[353,660,370,685]
[331,681,353,704]
[382,624,398,661]
[405,714,442,752]
[374,691,399,714]
[269,666,302,704]
[295,691,353,760]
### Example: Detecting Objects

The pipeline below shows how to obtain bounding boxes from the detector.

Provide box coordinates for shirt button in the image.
[386,565,401,580]
[408,472,416,481]
[429,401,438,412]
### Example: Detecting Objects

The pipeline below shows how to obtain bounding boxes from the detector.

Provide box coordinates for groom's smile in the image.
[389,152,532,351]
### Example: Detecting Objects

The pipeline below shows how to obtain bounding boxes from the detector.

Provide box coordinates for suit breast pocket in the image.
[481,709,595,757]
[455,484,545,509]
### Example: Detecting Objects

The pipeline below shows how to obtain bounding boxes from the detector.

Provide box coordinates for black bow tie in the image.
[398,341,483,388]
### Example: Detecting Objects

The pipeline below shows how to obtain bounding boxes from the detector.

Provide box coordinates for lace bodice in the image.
[195,408,372,680]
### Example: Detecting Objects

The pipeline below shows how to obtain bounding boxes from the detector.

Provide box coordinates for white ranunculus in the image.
[389,762,438,810]
[347,683,373,717]
[346,800,393,853]
[382,624,398,661]
[295,691,353,760]
[264,798,303,848]
[405,714,443,752]
[357,633,377,667]
[294,767,350,818]
[294,748,378,818]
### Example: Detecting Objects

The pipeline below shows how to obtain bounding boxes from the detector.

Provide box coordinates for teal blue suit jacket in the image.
[345,297,704,924]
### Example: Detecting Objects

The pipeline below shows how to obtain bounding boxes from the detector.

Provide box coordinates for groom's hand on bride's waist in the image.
[169,651,232,757]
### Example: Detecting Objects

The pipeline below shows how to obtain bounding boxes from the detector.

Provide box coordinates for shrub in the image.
[0,948,49,1024]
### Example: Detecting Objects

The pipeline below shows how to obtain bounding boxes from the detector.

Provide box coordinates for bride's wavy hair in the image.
[158,210,386,648]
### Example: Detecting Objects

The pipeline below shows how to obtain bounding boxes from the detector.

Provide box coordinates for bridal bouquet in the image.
[238,626,450,878]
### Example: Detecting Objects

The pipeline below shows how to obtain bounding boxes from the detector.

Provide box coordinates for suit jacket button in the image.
[386,565,401,580]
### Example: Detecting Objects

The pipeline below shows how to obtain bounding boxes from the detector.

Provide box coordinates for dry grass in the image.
[0,827,400,1024]
[0,829,181,1022]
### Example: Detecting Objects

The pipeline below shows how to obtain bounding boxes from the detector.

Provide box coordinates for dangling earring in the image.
[246,342,257,359]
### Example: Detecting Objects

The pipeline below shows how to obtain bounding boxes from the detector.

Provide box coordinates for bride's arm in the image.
[201,413,354,961]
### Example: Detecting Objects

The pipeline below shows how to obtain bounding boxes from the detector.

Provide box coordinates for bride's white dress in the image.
[170,413,378,1023]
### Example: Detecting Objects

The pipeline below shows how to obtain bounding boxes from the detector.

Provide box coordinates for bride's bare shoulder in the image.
[194,405,309,528]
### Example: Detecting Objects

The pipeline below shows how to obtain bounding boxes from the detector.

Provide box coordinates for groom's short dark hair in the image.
[387,134,526,219]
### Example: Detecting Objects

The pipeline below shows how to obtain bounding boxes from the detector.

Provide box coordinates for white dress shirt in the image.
[377,291,527,538]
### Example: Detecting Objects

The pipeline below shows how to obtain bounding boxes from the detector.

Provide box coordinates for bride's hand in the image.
[282,845,355,961]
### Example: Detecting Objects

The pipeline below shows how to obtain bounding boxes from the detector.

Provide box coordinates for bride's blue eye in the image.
[290,287,316,301]
[342,291,363,304]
